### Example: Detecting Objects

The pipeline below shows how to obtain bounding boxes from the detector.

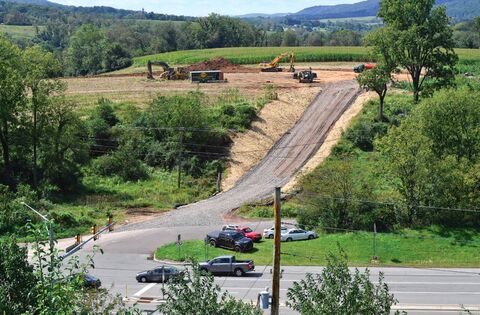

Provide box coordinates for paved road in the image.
[119,80,360,230]
[71,226,480,315]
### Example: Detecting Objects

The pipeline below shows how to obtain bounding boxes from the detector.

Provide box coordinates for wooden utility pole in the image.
[177,128,184,189]
[271,187,281,315]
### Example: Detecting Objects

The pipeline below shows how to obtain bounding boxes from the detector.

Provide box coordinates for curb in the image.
[152,253,193,266]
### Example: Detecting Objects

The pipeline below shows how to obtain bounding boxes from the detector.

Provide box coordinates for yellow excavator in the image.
[147,61,188,80]
[259,52,295,72]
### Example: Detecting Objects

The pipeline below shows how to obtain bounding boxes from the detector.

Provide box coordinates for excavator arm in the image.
[259,52,295,72]
[147,61,173,79]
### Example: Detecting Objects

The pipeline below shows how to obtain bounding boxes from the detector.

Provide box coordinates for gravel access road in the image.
[119,80,360,230]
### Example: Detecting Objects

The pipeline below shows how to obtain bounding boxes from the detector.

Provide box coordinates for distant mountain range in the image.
[241,0,479,21]
[295,0,479,21]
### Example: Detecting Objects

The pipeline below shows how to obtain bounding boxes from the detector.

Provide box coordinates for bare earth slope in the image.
[119,80,360,230]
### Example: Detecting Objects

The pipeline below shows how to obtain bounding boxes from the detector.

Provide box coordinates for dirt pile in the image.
[183,57,257,73]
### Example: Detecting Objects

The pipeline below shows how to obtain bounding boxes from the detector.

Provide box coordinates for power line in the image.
[297,194,480,214]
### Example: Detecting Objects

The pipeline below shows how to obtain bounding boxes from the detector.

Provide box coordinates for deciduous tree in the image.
[371,0,458,102]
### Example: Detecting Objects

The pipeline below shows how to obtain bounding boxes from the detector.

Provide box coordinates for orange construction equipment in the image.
[259,52,295,72]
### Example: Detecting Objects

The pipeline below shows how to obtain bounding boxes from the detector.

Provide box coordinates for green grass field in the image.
[132,47,480,67]
[155,227,480,267]
[0,24,41,41]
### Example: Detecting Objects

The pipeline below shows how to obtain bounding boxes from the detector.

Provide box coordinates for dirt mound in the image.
[183,57,257,73]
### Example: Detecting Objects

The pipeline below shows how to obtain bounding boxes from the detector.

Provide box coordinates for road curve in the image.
[119,80,360,230]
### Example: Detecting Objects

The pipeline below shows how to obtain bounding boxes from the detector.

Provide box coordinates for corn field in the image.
[133,46,480,66]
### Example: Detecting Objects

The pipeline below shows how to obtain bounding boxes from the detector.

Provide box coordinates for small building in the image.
[189,70,225,83]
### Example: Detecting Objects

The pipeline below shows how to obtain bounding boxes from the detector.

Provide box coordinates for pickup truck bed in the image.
[199,255,255,277]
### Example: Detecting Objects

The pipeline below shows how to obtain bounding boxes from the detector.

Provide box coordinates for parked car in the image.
[222,225,262,242]
[199,255,255,277]
[263,225,288,239]
[205,230,253,252]
[281,229,317,242]
[83,274,102,288]
[68,273,101,289]
[136,265,184,283]
[222,224,240,231]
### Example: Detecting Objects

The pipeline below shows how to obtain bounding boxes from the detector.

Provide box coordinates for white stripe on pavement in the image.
[133,283,157,297]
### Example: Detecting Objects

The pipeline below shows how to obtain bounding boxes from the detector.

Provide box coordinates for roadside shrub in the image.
[91,149,148,182]
[344,120,388,152]
[50,212,78,228]
[212,102,257,131]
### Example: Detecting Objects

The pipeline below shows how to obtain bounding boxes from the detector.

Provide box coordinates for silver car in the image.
[281,229,317,242]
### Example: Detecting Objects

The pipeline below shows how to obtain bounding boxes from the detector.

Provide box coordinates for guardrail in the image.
[60,222,115,260]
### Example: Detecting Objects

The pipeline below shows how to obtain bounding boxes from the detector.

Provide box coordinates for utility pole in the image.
[216,163,222,192]
[271,187,281,315]
[177,127,184,189]
[21,202,54,260]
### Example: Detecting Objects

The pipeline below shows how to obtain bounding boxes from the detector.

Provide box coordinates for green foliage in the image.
[0,225,141,314]
[378,88,480,226]
[420,88,480,162]
[0,236,36,314]
[103,43,132,72]
[236,202,298,219]
[372,0,458,101]
[286,249,399,315]
[0,184,35,235]
[67,24,106,75]
[158,262,261,315]
[356,64,392,120]
[91,148,149,182]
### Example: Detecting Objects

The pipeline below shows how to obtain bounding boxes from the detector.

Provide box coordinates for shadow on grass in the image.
[427,226,480,247]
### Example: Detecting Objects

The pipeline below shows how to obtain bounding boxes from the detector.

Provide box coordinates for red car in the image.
[222,225,262,242]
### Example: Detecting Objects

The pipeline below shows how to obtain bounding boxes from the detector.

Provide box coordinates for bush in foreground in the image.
[287,249,399,315]
[158,262,261,315]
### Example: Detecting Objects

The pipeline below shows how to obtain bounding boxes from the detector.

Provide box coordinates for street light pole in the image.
[21,202,55,253]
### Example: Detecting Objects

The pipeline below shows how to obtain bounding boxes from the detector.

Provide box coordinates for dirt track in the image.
[119,80,360,230]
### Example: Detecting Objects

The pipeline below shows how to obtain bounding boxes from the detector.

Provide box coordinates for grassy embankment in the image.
[155,226,480,267]
[48,171,216,240]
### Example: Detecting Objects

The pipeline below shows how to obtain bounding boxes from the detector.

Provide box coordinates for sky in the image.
[51,0,361,17]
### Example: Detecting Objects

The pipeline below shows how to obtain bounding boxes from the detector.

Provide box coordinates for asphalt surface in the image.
[119,80,360,230]
[72,225,480,315]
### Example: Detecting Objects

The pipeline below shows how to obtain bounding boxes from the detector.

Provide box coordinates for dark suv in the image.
[205,231,253,252]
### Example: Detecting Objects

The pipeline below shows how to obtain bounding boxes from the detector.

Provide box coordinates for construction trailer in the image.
[189,70,226,83]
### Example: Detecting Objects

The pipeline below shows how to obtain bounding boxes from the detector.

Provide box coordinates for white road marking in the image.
[133,283,157,297]
[392,291,480,295]
[215,278,480,285]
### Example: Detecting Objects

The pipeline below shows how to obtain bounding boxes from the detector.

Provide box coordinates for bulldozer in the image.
[259,52,295,72]
[147,61,188,80]
[293,68,317,83]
